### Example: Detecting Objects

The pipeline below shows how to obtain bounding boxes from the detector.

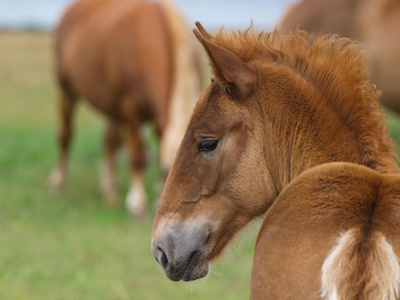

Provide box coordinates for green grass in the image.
[388,110,400,149]
[0,32,255,299]
[1,32,400,300]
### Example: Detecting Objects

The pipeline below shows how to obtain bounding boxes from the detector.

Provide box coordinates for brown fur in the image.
[209,28,399,173]
[50,0,202,216]
[251,162,400,299]
[151,23,399,286]
[280,0,400,114]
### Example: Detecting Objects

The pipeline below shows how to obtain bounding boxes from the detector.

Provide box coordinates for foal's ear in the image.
[193,22,257,99]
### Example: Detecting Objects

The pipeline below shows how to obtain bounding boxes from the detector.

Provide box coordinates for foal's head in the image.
[151,23,277,281]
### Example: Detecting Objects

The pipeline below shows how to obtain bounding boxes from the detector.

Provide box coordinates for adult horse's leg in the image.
[100,120,121,204]
[50,88,76,190]
[124,119,147,218]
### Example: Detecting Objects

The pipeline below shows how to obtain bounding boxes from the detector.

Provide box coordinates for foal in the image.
[151,22,399,284]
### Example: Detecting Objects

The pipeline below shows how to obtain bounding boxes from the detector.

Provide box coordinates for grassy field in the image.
[0,32,256,300]
[1,32,400,300]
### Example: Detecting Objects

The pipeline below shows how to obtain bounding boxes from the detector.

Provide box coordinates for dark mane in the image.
[211,28,399,173]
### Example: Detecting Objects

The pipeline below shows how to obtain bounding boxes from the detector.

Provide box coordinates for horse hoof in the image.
[130,209,149,221]
[127,202,148,220]
[100,182,119,206]
[103,194,119,207]
[49,169,66,191]
[126,198,148,220]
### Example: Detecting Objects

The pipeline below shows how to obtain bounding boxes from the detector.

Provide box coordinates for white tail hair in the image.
[321,228,400,300]
[158,0,203,171]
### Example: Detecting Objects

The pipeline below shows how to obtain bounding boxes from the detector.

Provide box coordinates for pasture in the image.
[1,31,400,300]
[0,32,255,299]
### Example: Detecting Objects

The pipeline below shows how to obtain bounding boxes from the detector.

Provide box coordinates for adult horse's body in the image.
[251,162,400,299]
[279,0,400,114]
[50,0,202,217]
[151,22,400,294]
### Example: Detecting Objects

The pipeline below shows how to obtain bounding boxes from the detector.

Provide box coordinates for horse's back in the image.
[279,0,359,37]
[251,162,400,299]
[55,0,143,101]
[55,0,172,117]
[279,0,400,114]
[359,0,400,113]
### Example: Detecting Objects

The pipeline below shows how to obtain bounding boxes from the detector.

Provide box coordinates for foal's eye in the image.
[198,139,219,153]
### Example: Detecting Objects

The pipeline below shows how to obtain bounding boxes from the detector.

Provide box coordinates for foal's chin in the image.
[165,257,210,282]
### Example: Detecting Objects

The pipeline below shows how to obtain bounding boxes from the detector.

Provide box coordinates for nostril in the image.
[205,228,212,244]
[157,246,169,269]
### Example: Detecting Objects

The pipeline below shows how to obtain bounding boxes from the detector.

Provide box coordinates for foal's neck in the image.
[260,74,399,194]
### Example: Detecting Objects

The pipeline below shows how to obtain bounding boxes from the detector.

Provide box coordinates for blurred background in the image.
[0,0,292,30]
[1,0,399,299]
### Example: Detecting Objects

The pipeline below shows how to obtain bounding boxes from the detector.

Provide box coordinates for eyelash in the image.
[198,139,219,153]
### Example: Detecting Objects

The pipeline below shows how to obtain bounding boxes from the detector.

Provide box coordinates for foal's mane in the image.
[212,27,399,173]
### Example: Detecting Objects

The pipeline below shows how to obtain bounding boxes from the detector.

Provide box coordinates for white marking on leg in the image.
[125,171,146,218]
[50,165,66,190]
[99,161,117,203]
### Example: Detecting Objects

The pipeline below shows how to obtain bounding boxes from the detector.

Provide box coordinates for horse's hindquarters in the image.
[250,218,330,299]
[250,163,400,299]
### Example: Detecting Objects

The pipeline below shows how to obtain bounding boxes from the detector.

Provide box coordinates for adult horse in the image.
[151,22,399,285]
[251,162,400,299]
[279,0,400,115]
[50,0,203,217]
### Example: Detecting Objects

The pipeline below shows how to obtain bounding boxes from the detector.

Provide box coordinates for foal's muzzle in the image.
[151,222,212,281]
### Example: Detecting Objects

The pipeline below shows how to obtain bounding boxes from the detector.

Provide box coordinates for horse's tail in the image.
[157,0,204,171]
[321,228,400,300]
